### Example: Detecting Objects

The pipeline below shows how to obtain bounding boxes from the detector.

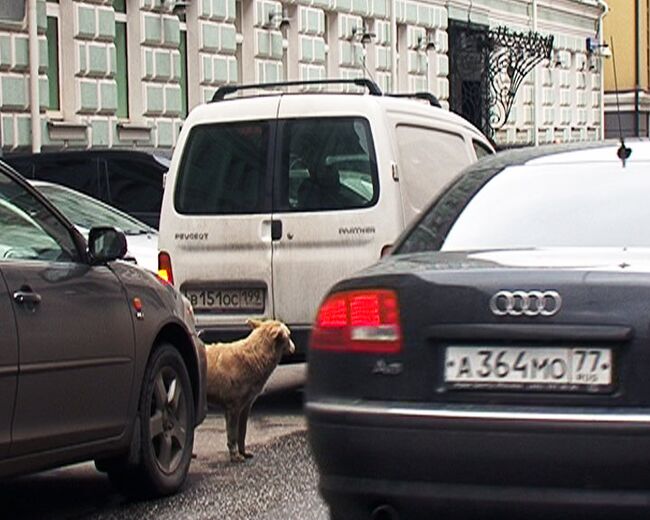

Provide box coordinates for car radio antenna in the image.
[610,37,631,167]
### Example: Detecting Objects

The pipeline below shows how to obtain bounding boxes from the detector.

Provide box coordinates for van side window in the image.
[473,140,493,159]
[395,125,471,213]
[278,117,379,212]
[174,121,271,215]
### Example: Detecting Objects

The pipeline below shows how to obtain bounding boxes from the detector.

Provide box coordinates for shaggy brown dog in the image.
[205,319,295,462]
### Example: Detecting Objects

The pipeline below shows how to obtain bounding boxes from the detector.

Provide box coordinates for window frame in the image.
[45,1,62,116]
[273,116,380,213]
[179,21,188,118]
[173,120,276,215]
[113,0,129,119]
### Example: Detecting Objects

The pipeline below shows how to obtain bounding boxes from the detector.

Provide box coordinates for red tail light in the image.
[311,289,402,354]
[157,251,174,285]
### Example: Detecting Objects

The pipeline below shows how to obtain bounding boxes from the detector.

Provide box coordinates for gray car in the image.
[0,160,206,497]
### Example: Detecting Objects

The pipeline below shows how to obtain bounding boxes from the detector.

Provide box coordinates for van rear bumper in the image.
[197,324,310,362]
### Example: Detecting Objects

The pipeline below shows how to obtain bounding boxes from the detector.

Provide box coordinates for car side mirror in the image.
[88,227,128,263]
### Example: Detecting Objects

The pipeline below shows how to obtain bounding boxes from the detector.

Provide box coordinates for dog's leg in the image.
[238,402,254,459]
[225,408,245,463]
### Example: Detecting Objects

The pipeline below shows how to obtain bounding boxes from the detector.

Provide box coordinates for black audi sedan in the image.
[0,160,206,497]
[306,141,650,519]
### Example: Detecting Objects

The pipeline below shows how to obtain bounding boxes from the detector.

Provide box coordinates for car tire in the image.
[105,343,195,498]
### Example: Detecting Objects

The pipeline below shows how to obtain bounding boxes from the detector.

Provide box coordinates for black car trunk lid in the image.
[307,250,650,408]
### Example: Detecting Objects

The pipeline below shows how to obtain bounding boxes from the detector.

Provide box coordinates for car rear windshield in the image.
[36,184,154,235]
[277,117,379,212]
[175,121,271,215]
[397,162,650,253]
[174,117,378,215]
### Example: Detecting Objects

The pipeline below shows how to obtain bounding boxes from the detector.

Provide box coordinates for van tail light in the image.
[157,251,174,285]
[310,289,402,354]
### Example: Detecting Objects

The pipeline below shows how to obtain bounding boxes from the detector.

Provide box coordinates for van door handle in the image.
[271,220,282,241]
[13,289,42,306]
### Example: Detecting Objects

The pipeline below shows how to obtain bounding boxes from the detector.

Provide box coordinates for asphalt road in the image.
[1,364,330,520]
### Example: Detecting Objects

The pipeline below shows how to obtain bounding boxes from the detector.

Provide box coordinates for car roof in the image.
[185,92,490,143]
[4,148,170,169]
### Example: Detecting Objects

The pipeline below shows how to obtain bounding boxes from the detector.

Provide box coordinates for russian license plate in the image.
[183,288,265,312]
[445,346,613,392]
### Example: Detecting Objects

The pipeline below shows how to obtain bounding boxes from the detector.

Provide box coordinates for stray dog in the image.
[205,319,295,462]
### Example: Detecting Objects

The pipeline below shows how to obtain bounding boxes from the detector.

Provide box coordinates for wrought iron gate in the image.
[448,22,491,138]
[448,21,554,144]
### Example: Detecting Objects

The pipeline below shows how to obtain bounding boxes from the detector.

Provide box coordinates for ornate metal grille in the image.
[448,22,554,143]
[487,26,554,131]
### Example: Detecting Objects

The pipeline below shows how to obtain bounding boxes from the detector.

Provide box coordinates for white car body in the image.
[30,181,159,272]
[158,83,494,354]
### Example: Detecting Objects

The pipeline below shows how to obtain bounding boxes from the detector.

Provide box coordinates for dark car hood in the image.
[363,248,650,277]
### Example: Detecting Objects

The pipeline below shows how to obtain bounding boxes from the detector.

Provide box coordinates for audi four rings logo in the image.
[489,290,562,317]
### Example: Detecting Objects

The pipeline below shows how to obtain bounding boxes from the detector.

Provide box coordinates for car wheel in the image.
[106,343,195,497]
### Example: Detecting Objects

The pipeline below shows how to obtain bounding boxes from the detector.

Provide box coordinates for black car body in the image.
[4,149,169,228]
[306,141,650,518]
[0,160,206,497]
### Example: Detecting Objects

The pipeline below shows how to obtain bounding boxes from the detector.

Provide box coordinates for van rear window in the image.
[278,117,379,212]
[175,121,271,215]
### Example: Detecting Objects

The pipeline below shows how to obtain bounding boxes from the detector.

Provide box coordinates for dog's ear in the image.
[247,318,263,329]
[272,324,288,340]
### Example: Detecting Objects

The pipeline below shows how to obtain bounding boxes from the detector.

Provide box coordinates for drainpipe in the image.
[635,0,641,136]
[532,0,539,145]
[391,0,397,91]
[597,0,608,140]
[28,0,41,152]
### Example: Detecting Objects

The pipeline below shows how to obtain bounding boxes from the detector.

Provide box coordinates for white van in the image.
[158,79,493,358]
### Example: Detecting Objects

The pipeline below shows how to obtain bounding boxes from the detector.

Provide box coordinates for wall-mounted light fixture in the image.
[164,0,190,18]
[586,37,612,58]
[417,34,437,52]
[265,9,291,30]
[349,25,375,45]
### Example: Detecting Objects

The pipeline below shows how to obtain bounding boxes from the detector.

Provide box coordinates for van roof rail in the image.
[386,92,442,108]
[211,78,383,102]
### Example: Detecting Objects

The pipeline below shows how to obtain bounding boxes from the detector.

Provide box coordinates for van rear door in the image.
[165,98,279,337]
[271,96,403,348]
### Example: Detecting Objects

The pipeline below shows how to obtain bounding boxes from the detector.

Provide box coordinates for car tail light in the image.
[311,289,402,354]
[158,251,174,285]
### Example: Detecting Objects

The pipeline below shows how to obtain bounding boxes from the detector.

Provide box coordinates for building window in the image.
[235,0,243,83]
[113,0,129,118]
[180,24,188,118]
[46,1,61,111]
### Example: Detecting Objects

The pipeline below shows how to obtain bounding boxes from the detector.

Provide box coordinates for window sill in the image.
[116,122,152,142]
[46,120,89,142]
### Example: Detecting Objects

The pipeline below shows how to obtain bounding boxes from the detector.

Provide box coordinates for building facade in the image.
[0,0,607,152]
[603,0,649,138]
